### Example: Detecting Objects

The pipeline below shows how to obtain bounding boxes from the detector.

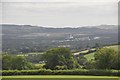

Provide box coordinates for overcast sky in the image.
[1,0,119,28]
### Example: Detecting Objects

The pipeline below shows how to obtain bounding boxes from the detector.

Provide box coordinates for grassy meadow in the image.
[84,45,119,61]
[2,75,119,80]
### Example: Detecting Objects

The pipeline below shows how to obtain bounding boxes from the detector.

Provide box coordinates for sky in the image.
[0,0,119,28]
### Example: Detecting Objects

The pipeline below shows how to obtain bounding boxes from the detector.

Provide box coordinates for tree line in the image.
[2,47,120,70]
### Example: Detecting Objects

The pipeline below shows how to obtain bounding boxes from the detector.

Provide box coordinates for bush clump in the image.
[2,69,119,76]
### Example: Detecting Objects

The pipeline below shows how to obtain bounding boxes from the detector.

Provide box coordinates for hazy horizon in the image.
[1,0,118,28]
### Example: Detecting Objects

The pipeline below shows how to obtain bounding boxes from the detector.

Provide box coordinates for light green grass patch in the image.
[2,75,118,78]
[2,75,119,80]
[104,45,119,51]
[84,52,95,61]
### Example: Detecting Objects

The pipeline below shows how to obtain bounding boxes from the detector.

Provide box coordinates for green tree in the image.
[2,54,12,70]
[27,54,43,63]
[77,56,87,66]
[94,48,117,69]
[11,56,27,70]
[2,54,33,70]
[84,59,96,69]
[111,50,120,69]
[43,47,79,69]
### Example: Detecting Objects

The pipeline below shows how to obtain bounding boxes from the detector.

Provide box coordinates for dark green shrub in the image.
[2,69,119,76]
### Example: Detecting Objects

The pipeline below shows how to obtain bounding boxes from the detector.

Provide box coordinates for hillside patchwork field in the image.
[84,45,119,61]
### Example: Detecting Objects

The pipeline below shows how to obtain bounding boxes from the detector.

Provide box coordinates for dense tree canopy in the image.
[43,47,79,70]
[94,48,119,69]
[2,54,33,70]
[2,47,119,70]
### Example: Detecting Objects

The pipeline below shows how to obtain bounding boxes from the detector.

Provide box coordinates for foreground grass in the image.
[2,75,119,80]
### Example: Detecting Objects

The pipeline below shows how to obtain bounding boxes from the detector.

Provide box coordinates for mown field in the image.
[2,75,119,80]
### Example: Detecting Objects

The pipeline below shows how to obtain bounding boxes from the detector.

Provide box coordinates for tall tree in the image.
[43,47,79,69]
[94,48,118,69]
[2,54,31,70]
[11,56,27,70]
[2,54,12,70]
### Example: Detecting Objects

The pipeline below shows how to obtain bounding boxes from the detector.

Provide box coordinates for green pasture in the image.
[2,75,119,80]
[84,52,95,61]
[104,45,119,51]
[84,45,119,61]
[17,52,44,56]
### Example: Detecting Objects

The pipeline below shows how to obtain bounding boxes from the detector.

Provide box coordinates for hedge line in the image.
[1,69,119,76]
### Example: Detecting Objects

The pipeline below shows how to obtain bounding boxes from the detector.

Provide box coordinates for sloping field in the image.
[104,45,119,51]
[84,45,119,61]
[84,52,95,61]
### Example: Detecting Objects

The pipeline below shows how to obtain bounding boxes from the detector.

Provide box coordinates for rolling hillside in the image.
[2,24,118,54]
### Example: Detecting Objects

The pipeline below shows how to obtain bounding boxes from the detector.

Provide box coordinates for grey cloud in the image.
[1,2,117,27]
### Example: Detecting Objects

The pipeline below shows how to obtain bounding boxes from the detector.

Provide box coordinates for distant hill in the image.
[1,24,118,54]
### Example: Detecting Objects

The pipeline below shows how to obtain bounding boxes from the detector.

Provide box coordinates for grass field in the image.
[84,52,95,61]
[104,45,119,51]
[84,45,119,61]
[2,75,119,80]
[17,52,44,56]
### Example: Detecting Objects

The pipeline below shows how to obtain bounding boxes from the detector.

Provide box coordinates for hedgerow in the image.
[1,69,119,76]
